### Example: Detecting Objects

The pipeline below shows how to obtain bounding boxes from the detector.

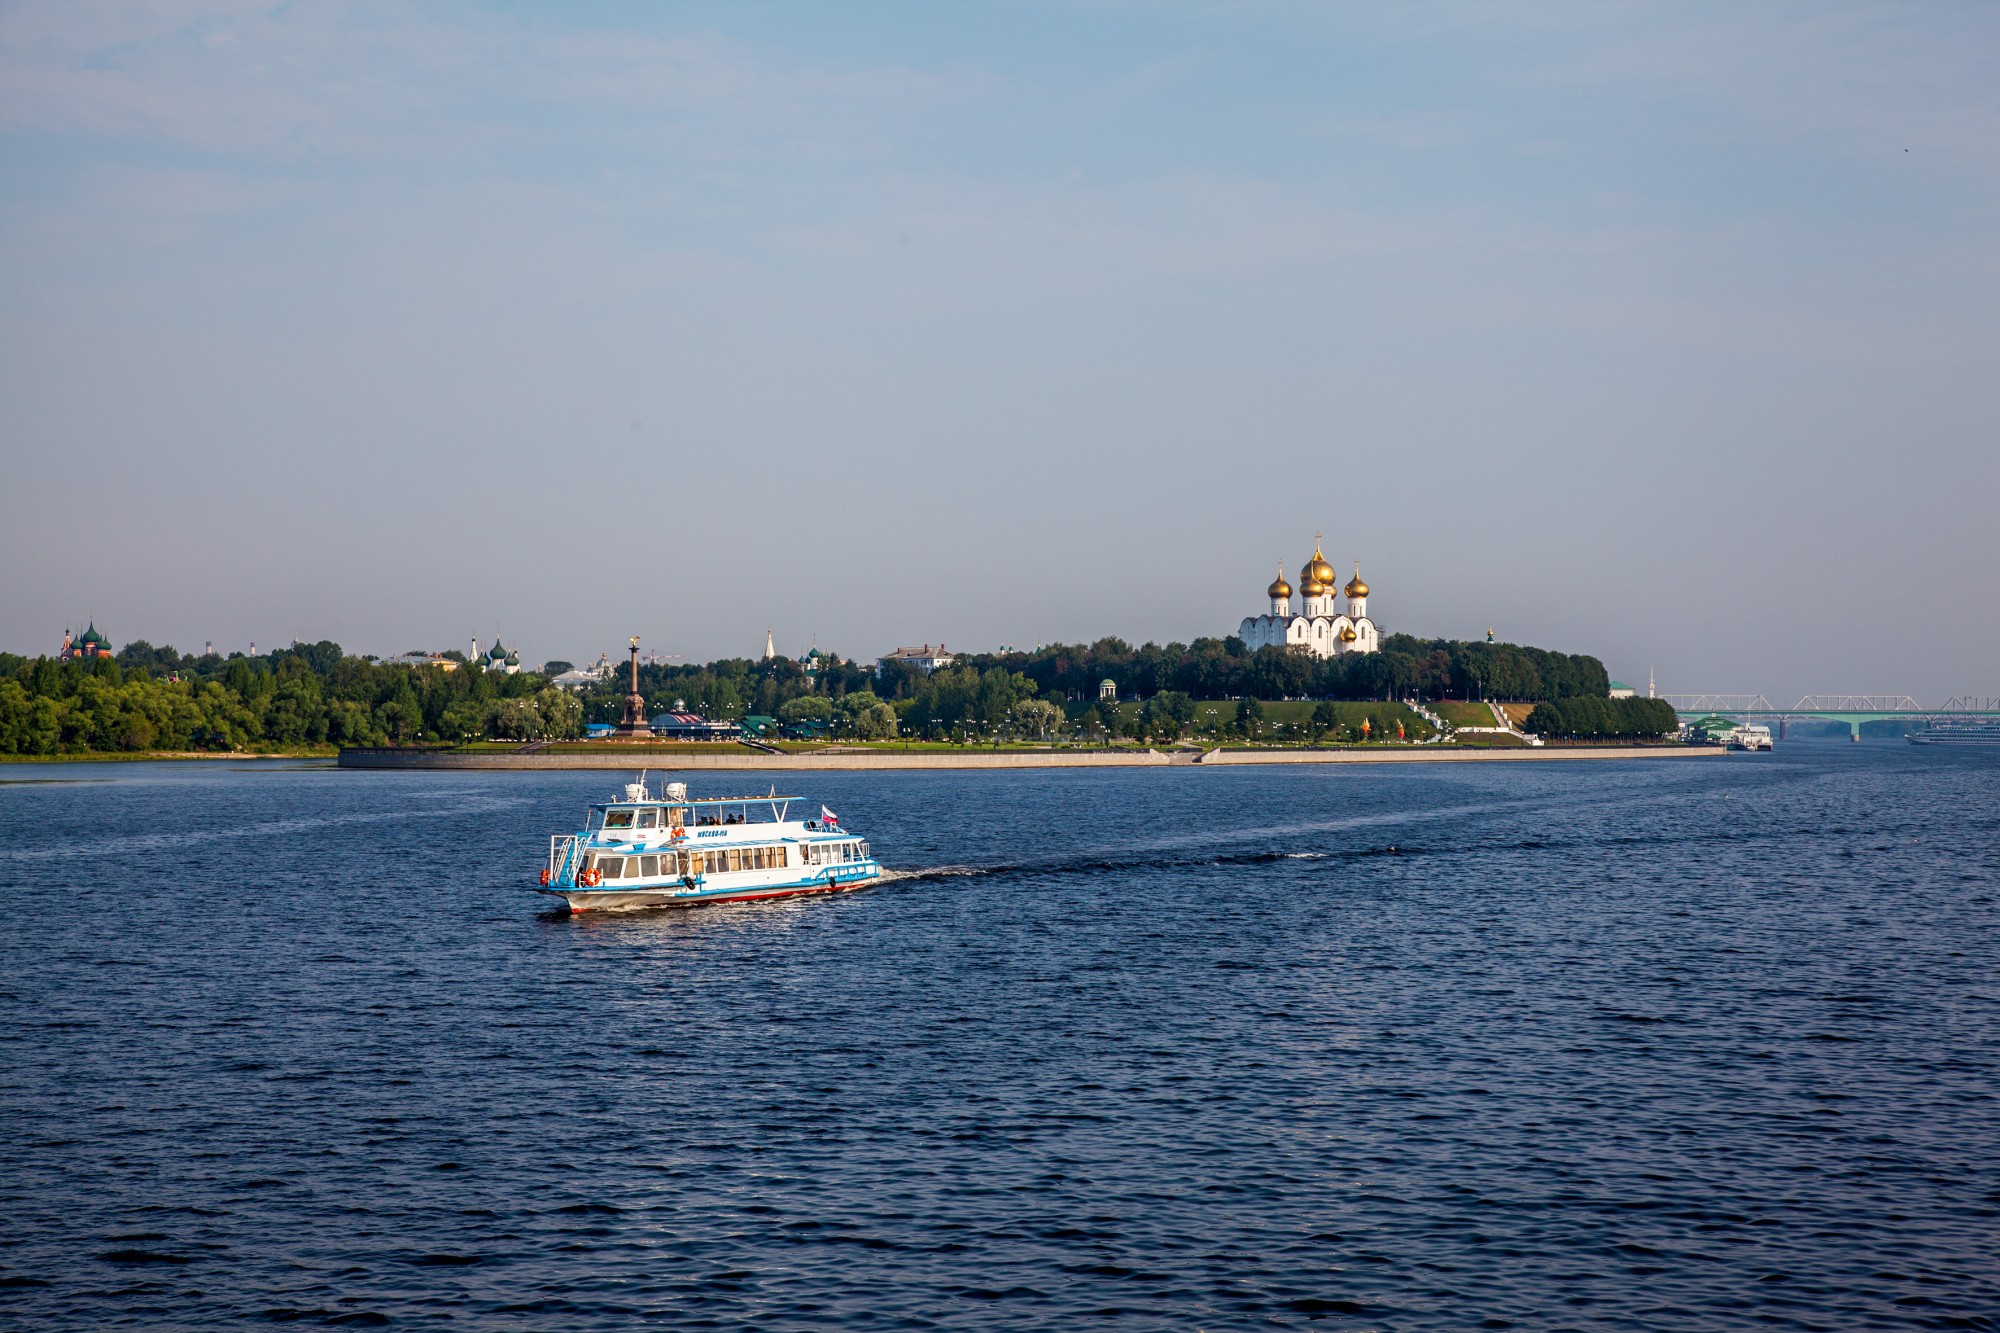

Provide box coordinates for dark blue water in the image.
[2,746,1996,1330]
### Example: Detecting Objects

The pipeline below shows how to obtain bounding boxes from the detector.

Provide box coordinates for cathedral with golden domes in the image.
[1239,538,1379,658]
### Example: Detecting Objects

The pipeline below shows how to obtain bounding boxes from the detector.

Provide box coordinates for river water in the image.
[1,745,1995,1330]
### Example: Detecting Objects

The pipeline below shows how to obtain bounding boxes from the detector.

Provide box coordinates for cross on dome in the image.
[1301,536,1336,590]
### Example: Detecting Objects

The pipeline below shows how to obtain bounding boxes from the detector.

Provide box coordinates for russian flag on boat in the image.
[821,805,840,826]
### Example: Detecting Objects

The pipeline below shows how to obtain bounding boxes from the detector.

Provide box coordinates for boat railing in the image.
[548,834,579,885]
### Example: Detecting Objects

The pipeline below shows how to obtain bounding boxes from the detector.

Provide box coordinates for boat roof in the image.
[592,795,805,810]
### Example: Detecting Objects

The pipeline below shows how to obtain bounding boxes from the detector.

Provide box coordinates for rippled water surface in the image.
[2,746,1997,1330]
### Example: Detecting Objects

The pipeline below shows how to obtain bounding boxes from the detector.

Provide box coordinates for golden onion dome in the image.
[1266,565,1292,600]
[1344,564,1368,599]
[1302,540,1336,590]
[1340,623,1358,643]
[1298,572,1327,597]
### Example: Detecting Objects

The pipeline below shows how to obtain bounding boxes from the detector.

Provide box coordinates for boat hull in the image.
[542,874,880,913]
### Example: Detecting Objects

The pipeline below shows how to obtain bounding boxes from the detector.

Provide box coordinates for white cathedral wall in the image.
[1240,604,1379,657]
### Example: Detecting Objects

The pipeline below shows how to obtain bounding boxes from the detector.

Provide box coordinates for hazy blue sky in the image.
[3,2,1995,699]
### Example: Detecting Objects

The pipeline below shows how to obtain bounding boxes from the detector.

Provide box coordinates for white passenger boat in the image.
[1727,724,1775,751]
[1909,719,2000,746]
[538,775,882,912]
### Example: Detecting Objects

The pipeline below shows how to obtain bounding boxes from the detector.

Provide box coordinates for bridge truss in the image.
[1661,692,2000,738]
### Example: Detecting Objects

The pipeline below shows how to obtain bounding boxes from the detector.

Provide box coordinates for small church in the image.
[483,640,521,675]
[60,622,114,662]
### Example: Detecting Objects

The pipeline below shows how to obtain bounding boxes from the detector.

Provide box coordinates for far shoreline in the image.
[332,745,1726,772]
[1,744,1733,771]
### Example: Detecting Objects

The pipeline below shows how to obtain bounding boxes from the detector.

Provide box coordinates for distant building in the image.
[1099,678,1118,703]
[648,710,742,741]
[483,640,520,675]
[1239,536,1379,659]
[381,651,459,671]
[551,654,614,691]
[879,644,956,675]
[60,622,114,661]
[1608,680,1636,699]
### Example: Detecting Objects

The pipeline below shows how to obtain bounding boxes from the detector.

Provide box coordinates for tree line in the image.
[0,631,1622,754]
[0,641,577,754]
[1522,696,1679,740]
[894,634,1609,705]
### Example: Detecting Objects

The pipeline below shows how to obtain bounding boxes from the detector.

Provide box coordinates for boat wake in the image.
[877,865,989,884]
[881,846,1419,885]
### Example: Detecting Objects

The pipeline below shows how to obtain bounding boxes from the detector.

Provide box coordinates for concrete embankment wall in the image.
[339,746,1723,772]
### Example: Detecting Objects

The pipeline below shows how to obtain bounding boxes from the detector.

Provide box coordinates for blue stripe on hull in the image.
[543,865,882,912]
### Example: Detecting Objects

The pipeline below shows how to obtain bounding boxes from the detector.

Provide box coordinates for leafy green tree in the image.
[534,687,584,740]
[1142,691,1194,741]
[834,690,886,737]
[325,699,378,746]
[1524,703,1564,736]
[439,700,489,740]
[1235,695,1266,738]
[852,702,898,740]
[778,695,835,725]
[1012,698,1062,739]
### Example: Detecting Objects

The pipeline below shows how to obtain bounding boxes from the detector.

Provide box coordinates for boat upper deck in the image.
[584,787,836,838]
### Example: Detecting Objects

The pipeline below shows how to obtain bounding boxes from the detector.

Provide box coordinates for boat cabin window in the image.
[635,809,660,830]
[603,808,635,829]
[639,854,659,877]
[600,856,627,879]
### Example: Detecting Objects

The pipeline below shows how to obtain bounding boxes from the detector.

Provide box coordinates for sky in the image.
[2,1,1995,701]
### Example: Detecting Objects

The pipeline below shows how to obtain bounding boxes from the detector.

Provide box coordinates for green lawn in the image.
[1425,701,1495,728]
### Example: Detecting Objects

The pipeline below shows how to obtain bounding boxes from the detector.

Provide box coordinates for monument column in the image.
[615,636,653,737]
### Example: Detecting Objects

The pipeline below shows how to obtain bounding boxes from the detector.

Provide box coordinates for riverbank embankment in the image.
[337,745,1724,771]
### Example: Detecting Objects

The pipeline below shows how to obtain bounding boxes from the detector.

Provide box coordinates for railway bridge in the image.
[1660,695,2000,741]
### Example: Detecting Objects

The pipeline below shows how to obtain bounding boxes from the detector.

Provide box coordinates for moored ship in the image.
[1910,719,2000,747]
[539,775,881,912]
[1727,723,1775,751]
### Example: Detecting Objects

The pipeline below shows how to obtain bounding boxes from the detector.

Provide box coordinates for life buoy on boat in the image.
[579,869,602,887]
[539,867,552,886]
